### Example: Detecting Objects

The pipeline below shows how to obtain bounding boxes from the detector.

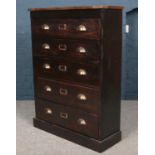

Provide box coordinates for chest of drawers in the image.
[29,5,123,152]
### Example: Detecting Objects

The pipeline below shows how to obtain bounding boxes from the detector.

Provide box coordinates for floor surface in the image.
[16,100,138,155]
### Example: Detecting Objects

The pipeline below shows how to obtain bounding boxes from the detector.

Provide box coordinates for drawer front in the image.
[33,39,101,62]
[31,19,101,39]
[34,58,100,86]
[35,99,99,138]
[36,78,100,114]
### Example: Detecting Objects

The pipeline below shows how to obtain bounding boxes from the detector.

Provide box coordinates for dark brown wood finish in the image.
[29,6,123,152]
[34,118,121,153]
[36,78,100,114]
[33,38,101,63]
[31,19,101,40]
[34,57,100,86]
[99,9,123,139]
[29,6,123,11]
[35,99,99,138]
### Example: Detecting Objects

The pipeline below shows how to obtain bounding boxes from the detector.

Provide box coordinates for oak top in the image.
[29,5,123,12]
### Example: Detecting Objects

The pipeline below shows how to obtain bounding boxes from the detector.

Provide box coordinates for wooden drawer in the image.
[31,19,101,39]
[34,57,100,86]
[36,78,100,114]
[35,99,99,138]
[33,39,101,62]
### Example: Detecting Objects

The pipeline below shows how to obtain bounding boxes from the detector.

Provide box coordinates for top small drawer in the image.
[31,19,101,39]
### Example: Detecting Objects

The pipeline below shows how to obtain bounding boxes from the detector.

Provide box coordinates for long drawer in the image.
[35,99,99,138]
[31,18,101,39]
[35,78,100,114]
[33,57,100,86]
[32,38,101,62]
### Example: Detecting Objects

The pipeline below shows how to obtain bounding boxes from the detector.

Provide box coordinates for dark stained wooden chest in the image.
[29,5,123,152]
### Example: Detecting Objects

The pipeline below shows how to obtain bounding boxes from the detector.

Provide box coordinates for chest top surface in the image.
[29,5,123,12]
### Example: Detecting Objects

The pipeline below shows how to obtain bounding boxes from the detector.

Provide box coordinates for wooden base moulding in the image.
[33,118,122,152]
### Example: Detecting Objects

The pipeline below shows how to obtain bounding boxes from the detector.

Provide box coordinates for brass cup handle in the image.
[77,118,87,126]
[44,85,52,92]
[60,112,68,119]
[59,88,68,95]
[58,65,67,72]
[77,94,87,101]
[58,24,67,30]
[77,46,86,53]
[77,69,87,76]
[58,44,67,51]
[42,24,50,30]
[77,25,87,31]
[45,108,52,114]
[42,43,50,50]
[43,63,51,69]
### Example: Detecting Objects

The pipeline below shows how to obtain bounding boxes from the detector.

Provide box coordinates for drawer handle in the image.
[43,63,51,69]
[42,43,50,50]
[44,85,52,92]
[42,24,50,30]
[58,44,67,51]
[77,94,87,101]
[77,46,86,54]
[58,24,67,30]
[77,25,87,31]
[77,118,87,125]
[59,88,68,95]
[77,69,87,76]
[60,112,68,119]
[45,108,52,114]
[58,65,67,72]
